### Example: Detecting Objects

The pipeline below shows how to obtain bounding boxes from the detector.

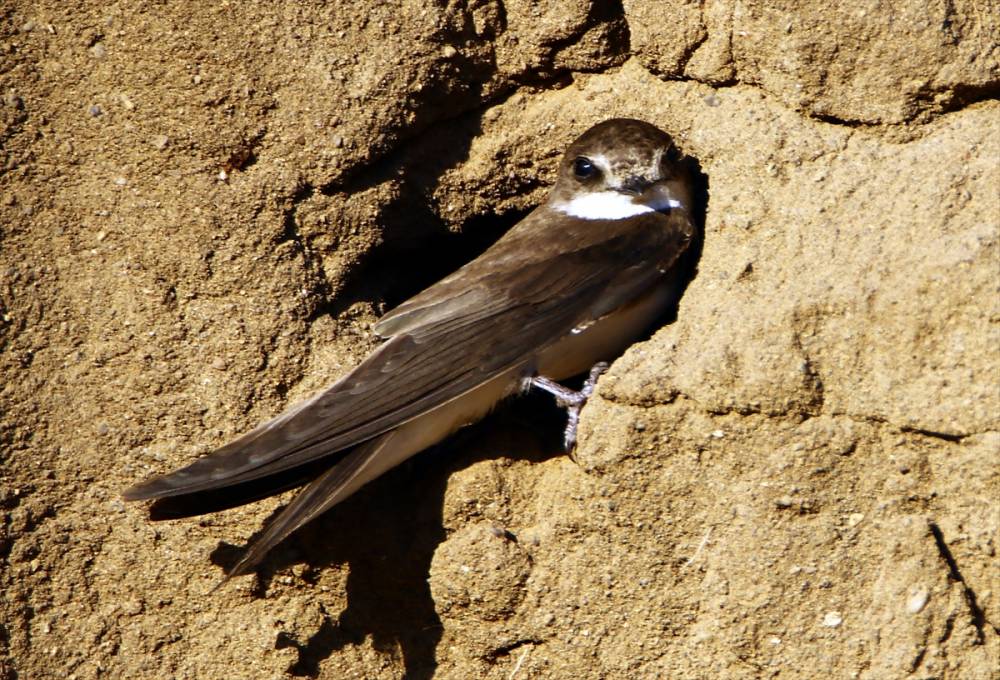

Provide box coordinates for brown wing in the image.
[123,207,693,501]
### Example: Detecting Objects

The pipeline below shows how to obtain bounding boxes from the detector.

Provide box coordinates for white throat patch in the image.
[554,191,682,221]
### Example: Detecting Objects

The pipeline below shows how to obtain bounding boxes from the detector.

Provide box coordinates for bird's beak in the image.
[632,180,689,215]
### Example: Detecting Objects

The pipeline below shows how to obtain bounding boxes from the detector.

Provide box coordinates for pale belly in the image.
[536,280,676,381]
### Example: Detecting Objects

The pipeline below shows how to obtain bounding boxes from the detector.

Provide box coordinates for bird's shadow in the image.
[210,394,567,679]
[201,130,710,679]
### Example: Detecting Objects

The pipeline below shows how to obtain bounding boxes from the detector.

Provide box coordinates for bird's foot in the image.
[528,362,609,451]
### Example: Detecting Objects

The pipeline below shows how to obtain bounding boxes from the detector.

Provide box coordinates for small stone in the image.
[4,92,23,109]
[210,357,227,371]
[90,42,106,59]
[776,496,794,509]
[121,599,143,616]
[710,429,725,439]
[907,587,929,614]
[192,74,202,85]
[152,135,169,150]
[88,104,103,117]
[847,512,864,527]
[703,92,720,107]
[822,611,843,628]
[114,176,127,186]
[441,44,457,58]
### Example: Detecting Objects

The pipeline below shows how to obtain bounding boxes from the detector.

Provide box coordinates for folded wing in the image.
[123,208,692,502]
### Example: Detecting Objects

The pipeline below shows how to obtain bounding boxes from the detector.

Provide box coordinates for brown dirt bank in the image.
[1,2,997,678]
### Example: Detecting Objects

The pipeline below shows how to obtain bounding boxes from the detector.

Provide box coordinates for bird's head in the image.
[549,118,692,221]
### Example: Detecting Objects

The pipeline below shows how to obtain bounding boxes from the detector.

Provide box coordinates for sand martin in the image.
[124,118,696,576]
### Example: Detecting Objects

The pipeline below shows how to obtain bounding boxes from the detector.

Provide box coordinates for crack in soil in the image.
[929,521,991,642]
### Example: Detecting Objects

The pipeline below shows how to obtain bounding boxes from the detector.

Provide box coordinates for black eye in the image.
[573,156,597,179]
[660,144,681,172]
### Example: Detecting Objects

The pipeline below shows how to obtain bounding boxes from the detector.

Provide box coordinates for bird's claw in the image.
[529,362,610,453]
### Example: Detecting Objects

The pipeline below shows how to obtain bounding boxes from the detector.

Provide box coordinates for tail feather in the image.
[226,431,395,577]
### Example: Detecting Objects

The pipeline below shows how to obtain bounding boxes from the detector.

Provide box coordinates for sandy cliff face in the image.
[1,2,996,678]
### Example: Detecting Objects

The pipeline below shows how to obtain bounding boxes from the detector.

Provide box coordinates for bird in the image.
[124,118,697,577]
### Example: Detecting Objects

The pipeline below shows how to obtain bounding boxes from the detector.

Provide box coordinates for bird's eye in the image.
[660,144,681,174]
[573,156,597,179]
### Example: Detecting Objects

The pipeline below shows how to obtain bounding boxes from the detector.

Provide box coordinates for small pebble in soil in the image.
[907,587,930,614]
